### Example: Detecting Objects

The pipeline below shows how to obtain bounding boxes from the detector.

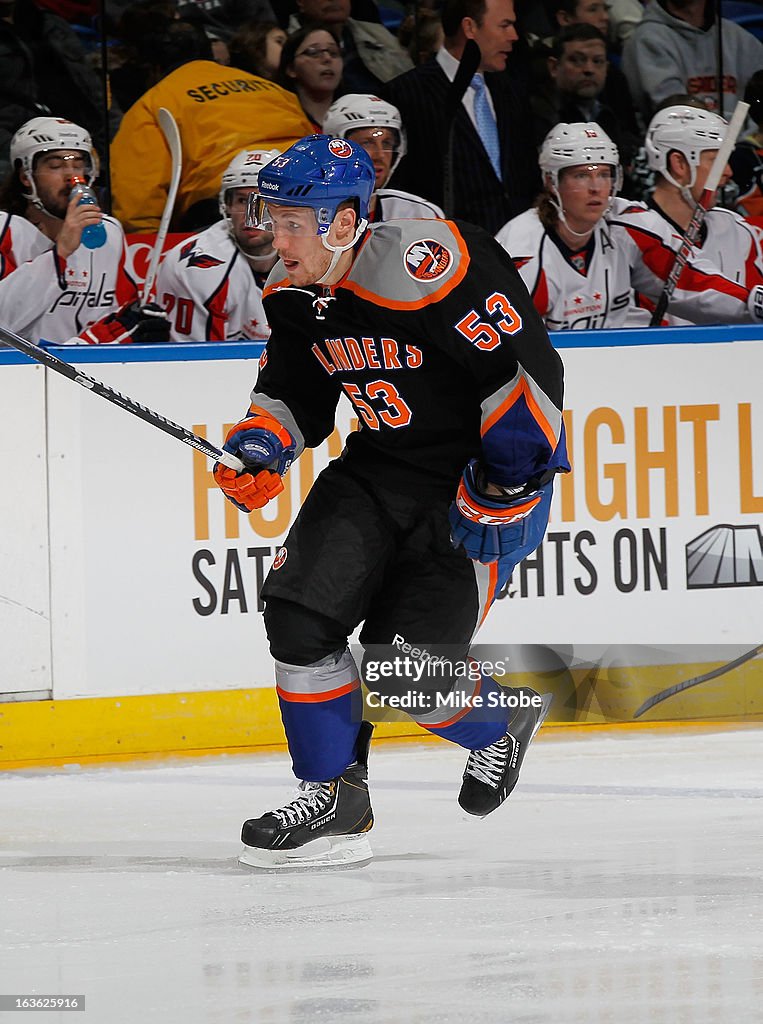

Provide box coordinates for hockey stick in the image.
[443,39,481,219]
[141,107,182,304]
[632,643,763,719]
[649,99,749,326]
[0,323,244,471]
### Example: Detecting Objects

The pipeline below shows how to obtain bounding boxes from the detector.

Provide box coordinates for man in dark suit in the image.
[384,0,540,234]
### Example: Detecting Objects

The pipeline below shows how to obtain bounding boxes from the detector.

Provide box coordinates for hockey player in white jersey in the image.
[643,104,763,322]
[322,94,444,221]
[495,122,763,330]
[1,117,166,345]
[0,188,107,334]
[155,149,279,343]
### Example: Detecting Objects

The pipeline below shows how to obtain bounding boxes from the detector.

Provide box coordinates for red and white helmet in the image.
[10,116,98,207]
[218,148,281,219]
[645,105,727,187]
[322,94,407,184]
[539,122,622,192]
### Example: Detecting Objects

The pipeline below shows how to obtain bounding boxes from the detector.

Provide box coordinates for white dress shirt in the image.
[435,46,497,134]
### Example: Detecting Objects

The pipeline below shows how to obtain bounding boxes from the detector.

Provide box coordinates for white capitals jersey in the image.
[496,197,754,330]
[0,216,138,343]
[689,205,763,286]
[156,221,269,343]
[371,188,444,222]
[647,201,763,326]
[0,213,51,279]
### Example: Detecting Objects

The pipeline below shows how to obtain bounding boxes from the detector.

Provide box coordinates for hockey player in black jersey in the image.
[213,135,569,869]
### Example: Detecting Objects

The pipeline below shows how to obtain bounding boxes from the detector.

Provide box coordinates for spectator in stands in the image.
[108,0,180,114]
[622,0,763,121]
[531,24,641,193]
[537,5,641,145]
[228,20,287,80]
[277,24,344,128]
[204,25,231,65]
[643,103,763,320]
[397,7,444,66]
[177,0,277,39]
[288,0,413,93]
[273,0,383,30]
[494,121,763,329]
[521,0,609,58]
[730,69,763,218]
[323,94,444,219]
[385,0,540,233]
[551,0,609,37]
[0,0,121,179]
[0,116,168,343]
[607,0,644,49]
[110,27,313,231]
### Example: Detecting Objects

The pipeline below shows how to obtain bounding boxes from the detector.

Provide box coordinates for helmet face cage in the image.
[10,117,98,204]
[218,148,280,225]
[248,135,375,237]
[645,106,727,180]
[539,122,622,197]
[322,94,407,184]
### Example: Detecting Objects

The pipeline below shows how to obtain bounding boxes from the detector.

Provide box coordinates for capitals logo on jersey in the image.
[179,240,224,270]
[403,240,452,281]
[328,139,353,159]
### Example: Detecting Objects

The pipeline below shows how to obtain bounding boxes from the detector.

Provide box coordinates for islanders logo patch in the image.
[403,239,453,281]
[328,139,353,158]
[272,546,288,570]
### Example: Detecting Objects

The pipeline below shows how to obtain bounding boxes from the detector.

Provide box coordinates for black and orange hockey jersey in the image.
[253,219,569,494]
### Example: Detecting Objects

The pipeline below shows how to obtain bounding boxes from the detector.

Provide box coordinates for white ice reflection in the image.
[1,728,762,1023]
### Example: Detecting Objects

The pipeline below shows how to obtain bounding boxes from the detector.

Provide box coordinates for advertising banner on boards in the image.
[3,334,761,725]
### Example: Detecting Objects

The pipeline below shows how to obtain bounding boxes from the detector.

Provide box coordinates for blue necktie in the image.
[472,74,502,182]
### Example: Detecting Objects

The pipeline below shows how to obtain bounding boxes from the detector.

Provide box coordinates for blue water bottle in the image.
[70,176,107,250]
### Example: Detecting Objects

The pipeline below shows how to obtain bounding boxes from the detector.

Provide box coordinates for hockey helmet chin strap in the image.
[545,167,617,241]
[678,183,698,212]
[660,152,699,200]
[664,150,727,214]
[316,217,369,284]
[549,188,606,241]
[25,185,66,224]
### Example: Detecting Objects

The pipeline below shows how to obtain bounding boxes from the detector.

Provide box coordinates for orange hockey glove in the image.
[213,408,296,513]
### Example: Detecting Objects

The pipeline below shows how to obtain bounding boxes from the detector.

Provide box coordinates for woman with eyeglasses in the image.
[277,24,344,129]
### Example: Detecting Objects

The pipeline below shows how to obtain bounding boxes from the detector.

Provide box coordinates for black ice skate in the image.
[239,722,374,870]
[458,689,552,817]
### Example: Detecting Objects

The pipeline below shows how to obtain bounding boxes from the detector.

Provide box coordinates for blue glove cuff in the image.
[224,426,295,475]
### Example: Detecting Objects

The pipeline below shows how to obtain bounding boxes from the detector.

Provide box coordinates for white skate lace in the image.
[464,736,510,789]
[270,781,333,827]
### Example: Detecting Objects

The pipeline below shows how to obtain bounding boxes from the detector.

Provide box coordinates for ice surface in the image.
[1,728,762,1024]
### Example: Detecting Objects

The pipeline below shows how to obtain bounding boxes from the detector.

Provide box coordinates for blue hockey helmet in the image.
[250,134,375,235]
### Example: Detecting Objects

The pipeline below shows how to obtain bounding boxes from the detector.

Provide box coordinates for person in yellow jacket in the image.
[111,59,314,232]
